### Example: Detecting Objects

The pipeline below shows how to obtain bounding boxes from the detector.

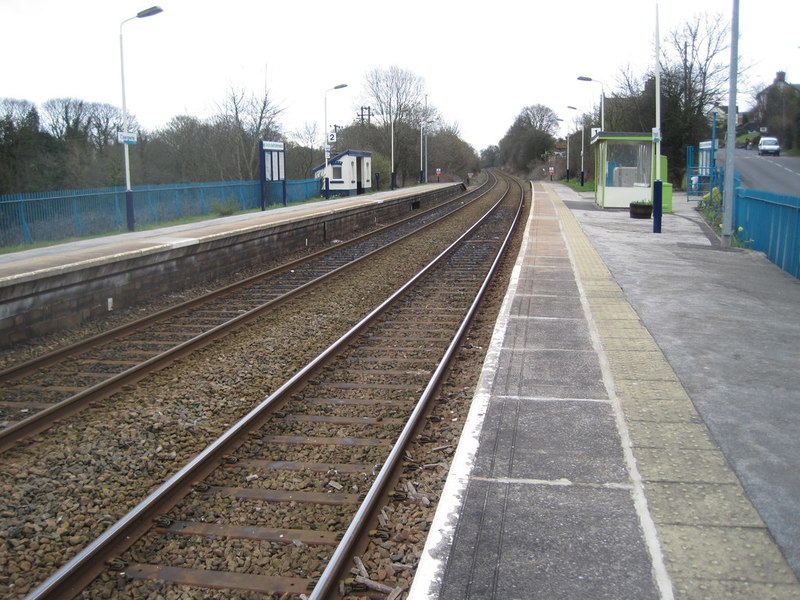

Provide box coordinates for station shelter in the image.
[591,132,671,211]
[312,150,372,196]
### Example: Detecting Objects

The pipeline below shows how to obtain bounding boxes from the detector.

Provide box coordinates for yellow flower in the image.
[737,226,744,232]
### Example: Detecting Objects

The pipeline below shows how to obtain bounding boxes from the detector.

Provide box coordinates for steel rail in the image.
[23,172,522,600]
[0,176,498,453]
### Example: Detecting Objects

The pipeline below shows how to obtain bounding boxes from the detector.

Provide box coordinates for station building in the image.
[312,150,372,196]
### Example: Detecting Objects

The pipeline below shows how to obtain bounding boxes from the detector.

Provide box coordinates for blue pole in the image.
[653,179,662,233]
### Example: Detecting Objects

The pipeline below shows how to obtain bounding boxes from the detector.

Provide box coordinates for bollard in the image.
[653,180,662,233]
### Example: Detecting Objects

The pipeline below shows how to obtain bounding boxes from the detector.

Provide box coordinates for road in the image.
[723,147,800,195]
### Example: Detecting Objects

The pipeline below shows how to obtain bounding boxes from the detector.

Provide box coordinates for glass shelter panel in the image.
[606,140,652,188]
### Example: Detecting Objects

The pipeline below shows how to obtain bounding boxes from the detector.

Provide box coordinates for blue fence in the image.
[0,178,321,247]
[734,188,800,279]
[686,145,724,201]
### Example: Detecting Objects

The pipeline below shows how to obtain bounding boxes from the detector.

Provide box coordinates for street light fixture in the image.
[323,83,347,199]
[120,5,163,231]
[577,75,605,131]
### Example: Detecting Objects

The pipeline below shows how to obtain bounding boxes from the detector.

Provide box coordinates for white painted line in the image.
[471,475,634,490]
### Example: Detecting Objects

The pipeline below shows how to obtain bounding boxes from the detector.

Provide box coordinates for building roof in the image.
[590,131,654,144]
[312,150,372,174]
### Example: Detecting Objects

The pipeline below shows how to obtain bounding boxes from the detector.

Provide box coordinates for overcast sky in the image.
[2,0,798,152]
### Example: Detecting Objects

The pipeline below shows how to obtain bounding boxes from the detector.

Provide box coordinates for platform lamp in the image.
[577,75,605,132]
[556,117,566,181]
[119,5,163,232]
[567,105,585,186]
[324,84,348,199]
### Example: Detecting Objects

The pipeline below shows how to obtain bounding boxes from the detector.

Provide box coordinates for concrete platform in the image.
[410,182,800,600]
[0,183,462,345]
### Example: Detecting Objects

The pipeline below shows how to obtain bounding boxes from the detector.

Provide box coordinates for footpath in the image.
[563,183,800,585]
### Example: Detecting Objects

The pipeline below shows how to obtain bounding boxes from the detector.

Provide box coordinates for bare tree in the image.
[362,66,427,185]
[212,86,283,181]
[289,122,320,178]
[364,66,426,128]
[41,98,91,140]
[1,98,38,124]
[88,103,124,151]
[660,12,729,182]
[664,12,729,117]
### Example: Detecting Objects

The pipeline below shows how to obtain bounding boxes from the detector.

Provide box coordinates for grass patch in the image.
[559,178,595,193]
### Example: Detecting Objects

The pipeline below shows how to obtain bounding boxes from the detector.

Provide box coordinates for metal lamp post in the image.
[391,115,396,190]
[323,83,347,199]
[562,119,571,182]
[567,105,585,186]
[577,75,605,131]
[721,0,739,247]
[119,5,163,232]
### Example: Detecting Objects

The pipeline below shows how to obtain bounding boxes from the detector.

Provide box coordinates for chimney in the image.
[775,71,786,83]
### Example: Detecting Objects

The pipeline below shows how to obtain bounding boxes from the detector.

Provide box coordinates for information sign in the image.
[118,131,138,144]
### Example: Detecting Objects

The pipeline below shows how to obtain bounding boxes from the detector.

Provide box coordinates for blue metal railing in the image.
[734,188,800,279]
[686,145,723,202]
[0,179,322,248]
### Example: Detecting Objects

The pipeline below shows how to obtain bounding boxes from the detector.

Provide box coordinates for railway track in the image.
[25,172,525,599]
[0,175,497,453]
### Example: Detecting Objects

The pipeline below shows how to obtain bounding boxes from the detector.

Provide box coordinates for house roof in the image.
[312,150,371,174]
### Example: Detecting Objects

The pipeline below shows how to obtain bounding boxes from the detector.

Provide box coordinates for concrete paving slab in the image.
[646,482,765,527]
[437,481,660,600]
[671,579,800,600]
[660,524,798,584]
[627,421,718,450]
[503,317,593,351]
[509,294,584,319]
[473,398,628,483]
[635,447,741,484]
[494,348,607,399]
[620,397,703,423]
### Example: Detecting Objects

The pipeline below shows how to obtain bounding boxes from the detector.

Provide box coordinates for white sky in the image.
[1,0,798,152]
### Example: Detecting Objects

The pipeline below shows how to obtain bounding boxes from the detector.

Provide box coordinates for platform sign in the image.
[259,140,287,210]
[652,127,662,143]
[118,131,138,144]
[261,141,285,181]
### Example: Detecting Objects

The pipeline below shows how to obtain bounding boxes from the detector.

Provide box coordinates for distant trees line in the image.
[482,13,797,186]
[0,65,480,196]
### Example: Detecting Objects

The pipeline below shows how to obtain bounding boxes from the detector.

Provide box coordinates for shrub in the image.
[212,196,239,217]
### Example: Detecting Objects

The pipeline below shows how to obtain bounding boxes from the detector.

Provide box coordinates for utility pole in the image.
[721,0,739,247]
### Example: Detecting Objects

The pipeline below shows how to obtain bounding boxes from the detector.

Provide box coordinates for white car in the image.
[758,137,780,156]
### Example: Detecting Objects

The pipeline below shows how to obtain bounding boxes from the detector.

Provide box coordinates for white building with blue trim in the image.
[312,150,372,196]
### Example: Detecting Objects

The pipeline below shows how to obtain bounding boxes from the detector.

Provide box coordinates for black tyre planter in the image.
[629,203,653,219]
